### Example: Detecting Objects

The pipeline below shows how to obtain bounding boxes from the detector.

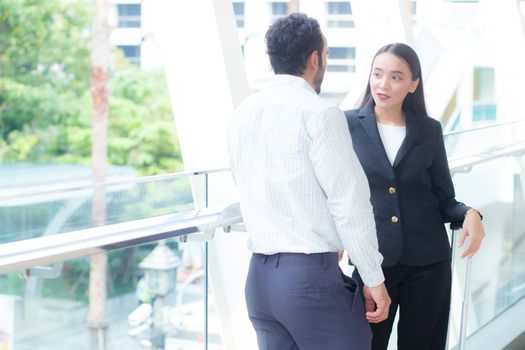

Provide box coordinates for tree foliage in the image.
[0,0,183,175]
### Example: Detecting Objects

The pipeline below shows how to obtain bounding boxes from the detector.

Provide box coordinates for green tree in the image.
[109,61,183,175]
[0,0,183,175]
[0,0,92,163]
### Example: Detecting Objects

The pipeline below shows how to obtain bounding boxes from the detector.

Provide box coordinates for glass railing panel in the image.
[448,152,525,346]
[0,169,234,350]
[0,172,206,245]
[0,237,223,350]
[175,238,224,350]
[443,119,525,160]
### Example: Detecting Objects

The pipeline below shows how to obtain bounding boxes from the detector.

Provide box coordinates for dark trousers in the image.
[354,260,452,350]
[246,252,372,350]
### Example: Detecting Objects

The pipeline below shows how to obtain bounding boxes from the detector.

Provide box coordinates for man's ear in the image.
[307,50,319,70]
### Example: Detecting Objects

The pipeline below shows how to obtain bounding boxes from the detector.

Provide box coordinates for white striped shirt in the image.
[227,74,384,287]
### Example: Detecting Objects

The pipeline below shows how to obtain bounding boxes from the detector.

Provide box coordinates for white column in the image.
[157,0,249,172]
[155,1,256,349]
[243,0,272,89]
[458,67,474,130]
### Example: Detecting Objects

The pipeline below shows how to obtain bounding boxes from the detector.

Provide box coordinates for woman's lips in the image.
[376,93,390,101]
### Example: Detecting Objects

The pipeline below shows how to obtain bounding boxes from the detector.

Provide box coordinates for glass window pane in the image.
[233,2,245,27]
[233,2,245,15]
[327,65,355,73]
[326,2,352,15]
[271,2,288,15]
[118,4,141,16]
[328,47,356,59]
[118,45,141,65]
[327,20,355,28]
[117,4,142,28]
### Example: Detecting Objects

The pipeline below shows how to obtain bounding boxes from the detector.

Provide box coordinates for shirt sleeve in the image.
[307,107,384,287]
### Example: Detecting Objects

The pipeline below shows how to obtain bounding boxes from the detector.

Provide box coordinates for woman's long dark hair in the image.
[360,43,428,117]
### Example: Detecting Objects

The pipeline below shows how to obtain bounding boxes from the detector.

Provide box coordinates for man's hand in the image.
[363,283,391,323]
[459,209,485,258]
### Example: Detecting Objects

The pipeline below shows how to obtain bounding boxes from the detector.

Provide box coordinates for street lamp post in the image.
[139,240,181,349]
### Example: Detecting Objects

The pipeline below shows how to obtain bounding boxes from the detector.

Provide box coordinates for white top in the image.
[228,74,384,287]
[377,122,406,166]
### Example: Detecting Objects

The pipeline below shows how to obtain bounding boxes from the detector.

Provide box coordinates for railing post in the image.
[459,258,473,350]
[447,222,473,350]
[205,173,209,350]
[446,227,456,350]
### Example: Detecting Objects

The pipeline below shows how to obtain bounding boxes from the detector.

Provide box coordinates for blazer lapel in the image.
[358,104,385,154]
[393,110,422,167]
[358,105,395,174]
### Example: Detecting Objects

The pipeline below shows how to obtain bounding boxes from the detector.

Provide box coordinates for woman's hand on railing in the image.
[459,209,486,258]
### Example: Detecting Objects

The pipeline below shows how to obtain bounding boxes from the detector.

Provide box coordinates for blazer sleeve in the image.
[429,122,470,223]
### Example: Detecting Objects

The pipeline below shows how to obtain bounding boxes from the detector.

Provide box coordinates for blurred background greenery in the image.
[0,0,183,175]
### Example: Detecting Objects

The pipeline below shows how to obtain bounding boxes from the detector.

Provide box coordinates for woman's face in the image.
[369,52,419,113]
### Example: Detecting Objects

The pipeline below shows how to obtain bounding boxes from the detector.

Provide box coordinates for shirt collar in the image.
[269,74,316,94]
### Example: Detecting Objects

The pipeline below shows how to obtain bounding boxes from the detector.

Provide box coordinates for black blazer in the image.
[345,104,470,267]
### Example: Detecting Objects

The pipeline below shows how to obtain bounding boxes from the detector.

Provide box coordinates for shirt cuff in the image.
[360,268,385,288]
[464,208,483,220]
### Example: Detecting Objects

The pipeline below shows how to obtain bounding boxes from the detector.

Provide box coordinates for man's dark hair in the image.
[265,13,324,75]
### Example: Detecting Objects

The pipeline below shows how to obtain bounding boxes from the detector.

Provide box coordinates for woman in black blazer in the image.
[344,43,486,350]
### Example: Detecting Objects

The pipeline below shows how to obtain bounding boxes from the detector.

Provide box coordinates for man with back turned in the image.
[228,13,391,350]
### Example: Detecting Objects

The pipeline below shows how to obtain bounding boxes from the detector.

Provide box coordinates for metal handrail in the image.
[0,167,231,200]
[449,141,525,173]
[443,118,525,137]
[0,203,242,274]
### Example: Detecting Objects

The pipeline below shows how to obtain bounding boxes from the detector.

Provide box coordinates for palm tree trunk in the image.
[87,0,111,348]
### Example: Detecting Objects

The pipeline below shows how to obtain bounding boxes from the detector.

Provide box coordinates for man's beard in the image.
[313,65,325,94]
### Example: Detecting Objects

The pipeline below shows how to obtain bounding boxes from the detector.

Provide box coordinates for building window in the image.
[233,1,245,28]
[326,1,354,28]
[270,2,288,23]
[327,1,352,14]
[118,45,141,64]
[117,4,141,28]
[473,67,496,121]
[328,47,355,59]
[328,65,355,72]
[327,46,356,72]
[409,1,417,25]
